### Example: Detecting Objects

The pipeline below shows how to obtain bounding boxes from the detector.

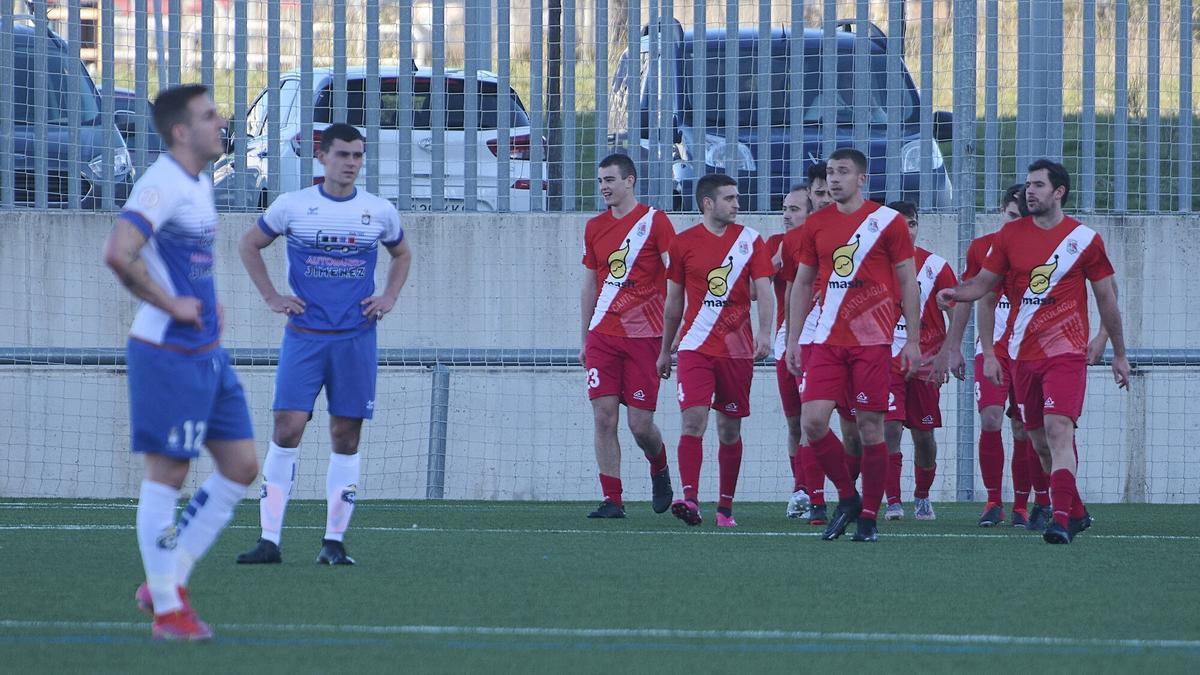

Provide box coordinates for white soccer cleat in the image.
[914,498,937,521]
[884,502,904,521]
[786,489,812,519]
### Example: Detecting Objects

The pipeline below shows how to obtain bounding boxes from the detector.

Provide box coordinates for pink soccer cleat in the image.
[152,608,213,642]
[135,582,194,616]
[670,499,703,526]
[716,512,738,528]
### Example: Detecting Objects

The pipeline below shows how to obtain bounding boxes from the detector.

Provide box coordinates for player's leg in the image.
[586,332,628,517]
[627,406,673,513]
[710,356,753,527]
[1039,355,1091,543]
[883,420,905,520]
[777,359,810,518]
[317,415,364,564]
[847,345,891,542]
[910,429,938,520]
[1015,415,1050,530]
[623,336,671,513]
[138,453,191,617]
[975,353,1010,526]
[672,350,714,526]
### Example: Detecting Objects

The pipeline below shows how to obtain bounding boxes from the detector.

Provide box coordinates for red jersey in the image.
[777,224,822,354]
[794,201,915,347]
[892,247,957,374]
[964,232,1014,356]
[767,233,788,330]
[668,223,774,359]
[982,215,1114,360]
[582,204,675,338]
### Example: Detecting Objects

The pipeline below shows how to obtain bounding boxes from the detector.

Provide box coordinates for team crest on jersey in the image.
[738,241,750,255]
[637,222,648,237]
[608,239,631,279]
[926,265,935,280]
[138,188,160,208]
[707,257,734,297]
[1066,239,1079,255]
[868,220,879,234]
[361,211,372,225]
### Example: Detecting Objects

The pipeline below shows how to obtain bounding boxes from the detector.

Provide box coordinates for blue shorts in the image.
[127,340,254,459]
[273,327,377,419]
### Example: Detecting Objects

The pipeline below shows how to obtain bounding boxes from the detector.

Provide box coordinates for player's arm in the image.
[895,257,923,379]
[361,239,413,319]
[1091,275,1130,389]
[238,224,306,315]
[1088,283,1116,364]
[935,300,971,382]
[785,262,816,375]
[977,290,1004,386]
[937,267,1002,309]
[753,276,774,360]
[103,216,202,328]
[580,267,599,367]
[657,280,685,378]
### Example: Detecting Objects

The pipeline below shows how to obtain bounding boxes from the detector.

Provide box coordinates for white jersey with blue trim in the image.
[259,185,403,333]
[119,155,221,351]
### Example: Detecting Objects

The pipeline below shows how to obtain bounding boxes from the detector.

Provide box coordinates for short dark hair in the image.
[319,123,366,152]
[152,84,210,147]
[789,182,809,194]
[695,173,737,213]
[887,200,918,222]
[1027,158,1071,204]
[598,152,637,181]
[806,161,827,183]
[828,147,868,173]
[1001,183,1030,217]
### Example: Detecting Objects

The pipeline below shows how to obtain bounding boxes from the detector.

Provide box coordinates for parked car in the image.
[2,16,133,208]
[213,66,544,211]
[610,21,954,211]
[104,87,167,171]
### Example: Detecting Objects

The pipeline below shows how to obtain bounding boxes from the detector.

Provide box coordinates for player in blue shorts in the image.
[234,123,412,566]
[103,84,258,641]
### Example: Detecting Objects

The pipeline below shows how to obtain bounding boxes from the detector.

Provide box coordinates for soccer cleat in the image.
[807,504,828,526]
[786,489,811,519]
[152,608,214,641]
[821,494,862,541]
[587,499,626,519]
[670,499,703,527]
[851,517,878,542]
[1043,522,1073,545]
[236,538,282,564]
[1069,511,1094,537]
[977,502,1006,527]
[1011,508,1030,529]
[1026,504,1052,532]
[884,502,904,521]
[716,512,738,528]
[316,539,356,565]
[650,468,674,514]
[913,498,936,521]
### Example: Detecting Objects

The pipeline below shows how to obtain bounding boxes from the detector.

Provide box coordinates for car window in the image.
[13,47,100,125]
[314,77,531,130]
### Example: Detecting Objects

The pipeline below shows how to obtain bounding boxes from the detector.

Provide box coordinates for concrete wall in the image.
[1,210,1198,502]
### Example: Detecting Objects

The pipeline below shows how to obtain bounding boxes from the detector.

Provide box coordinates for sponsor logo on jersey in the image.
[707,257,734,297]
[828,279,864,290]
[1045,397,1056,408]
[156,525,179,550]
[308,206,319,215]
[832,236,861,278]
[1029,255,1058,295]
[366,400,375,411]
[724,402,739,412]
[632,389,646,401]
[856,391,869,404]
[608,239,632,279]
[167,426,181,450]
[922,415,934,425]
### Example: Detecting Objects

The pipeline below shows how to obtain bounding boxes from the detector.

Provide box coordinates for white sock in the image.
[259,442,298,545]
[324,453,360,542]
[137,480,183,615]
[174,472,248,586]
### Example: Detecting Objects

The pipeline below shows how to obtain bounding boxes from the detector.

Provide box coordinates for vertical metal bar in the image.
[67,0,82,208]
[1047,0,1064,160]
[431,1,445,210]
[169,0,182,86]
[885,0,902,202]
[463,0,478,211]
[366,0,381,196]
[424,363,451,499]
[153,0,167,89]
[201,0,214,92]
[563,0,576,209]
[136,0,149,170]
[268,0,281,203]
[234,0,247,194]
[1081,0,1096,211]
[1145,0,1160,212]
[852,0,869,161]
[33,3,49,208]
[658,0,675,211]
[723,0,737,182]
[645,0,660,208]
[755,0,770,211]
[593,0,608,212]
[333,0,347,119]
[1114,0,1128,212]
[953,0,977,501]
[100,0,115,208]
[919,0,932,198]
[984,0,998,208]
[300,0,314,187]
[529,0,545,211]
[496,0,511,211]
[820,0,837,156]
[1015,0,1029,176]
[0,0,11,207]
[626,0,640,201]
[1180,0,1193,212]
[397,0,413,210]
[688,0,705,212]
[788,0,805,188]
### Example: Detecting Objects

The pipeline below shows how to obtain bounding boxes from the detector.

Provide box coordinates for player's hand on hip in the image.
[1112,355,1131,390]
[361,295,396,321]
[267,293,306,316]
[900,342,922,380]
[935,288,957,311]
[656,351,672,380]
[167,296,204,329]
[982,353,1004,387]
[754,334,771,361]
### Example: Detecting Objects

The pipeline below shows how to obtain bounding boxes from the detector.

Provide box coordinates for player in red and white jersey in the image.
[580,153,676,519]
[657,174,774,527]
[938,159,1130,545]
[784,148,923,542]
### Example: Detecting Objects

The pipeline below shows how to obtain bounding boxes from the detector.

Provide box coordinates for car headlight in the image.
[704,134,756,172]
[89,149,132,177]
[901,139,944,173]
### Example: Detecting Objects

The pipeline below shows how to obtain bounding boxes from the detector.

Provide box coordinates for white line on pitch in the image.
[1,619,1197,651]
[0,523,1196,541]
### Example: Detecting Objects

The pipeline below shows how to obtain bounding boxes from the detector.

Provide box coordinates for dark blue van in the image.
[610,22,954,211]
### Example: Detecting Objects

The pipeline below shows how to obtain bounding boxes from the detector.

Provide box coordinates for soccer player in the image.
[580,153,675,518]
[103,84,258,640]
[784,148,923,542]
[937,159,1130,545]
[880,202,958,522]
[235,123,412,565]
[767,184,813,519]
[657,173,774,527]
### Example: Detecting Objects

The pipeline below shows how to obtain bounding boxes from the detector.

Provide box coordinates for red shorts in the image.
[801,344,890,413]
[677,350,753,417]
[775,359,803,418]
[585,332,661,411]
[1012,354,1088,430]
[886,374,942,430]
[974,353,1020,420]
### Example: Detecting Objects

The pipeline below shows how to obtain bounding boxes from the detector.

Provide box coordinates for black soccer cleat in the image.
[977,503,1005,527]
[1026,504,1052,533]
[316,539,356,565]
[650,467,674,514]
[850,517,878,542]
[807,504,828,526]
[587,499,626,519]
[1068,511,1094,537]
[236,538,282,564]
[1043,522,1073,545]
[822,494,862,541]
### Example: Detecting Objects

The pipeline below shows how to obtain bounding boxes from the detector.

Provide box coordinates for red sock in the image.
[810,431,855,499]
[859,442,888,520]
[1049,468,1077,529]
[800,444,826,506]
[885,452,903,505]
[789,450,807,493]
[1011,438,1031,511]
[845,453,862,484]
[914,463,936,499]
[677,435,703,503]
[648,443,668,475]
[979,430,1005,506]
[1026,443,1051,506]
[599,473,623,507]
[1069,479,1088,519]
[717,440,744,510]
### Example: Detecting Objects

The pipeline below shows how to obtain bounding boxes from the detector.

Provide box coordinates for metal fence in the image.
[0,0,1197,214]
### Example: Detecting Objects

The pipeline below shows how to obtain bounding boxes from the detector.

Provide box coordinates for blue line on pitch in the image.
[0,635,383,647]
